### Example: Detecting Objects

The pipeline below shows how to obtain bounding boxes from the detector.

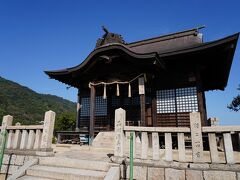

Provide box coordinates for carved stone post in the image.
[1,115,13,131]
[1,115,13,149]
[190,112,204,163]
[114,108,126,157]
[36,110,55,156]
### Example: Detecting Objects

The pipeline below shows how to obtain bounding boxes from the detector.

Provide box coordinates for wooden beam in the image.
[89,85,96,142]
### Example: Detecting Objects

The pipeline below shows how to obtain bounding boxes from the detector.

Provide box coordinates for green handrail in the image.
[0,130,8,170]
[130,132,133,180]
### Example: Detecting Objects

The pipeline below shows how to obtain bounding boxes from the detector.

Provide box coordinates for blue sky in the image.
[0,0,239,125]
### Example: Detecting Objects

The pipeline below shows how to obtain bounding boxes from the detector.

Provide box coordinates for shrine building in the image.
[45,27,239,140]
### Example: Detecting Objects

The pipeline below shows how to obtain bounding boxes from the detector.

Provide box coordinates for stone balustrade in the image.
[0,110,55,156]
[114,108,240,164]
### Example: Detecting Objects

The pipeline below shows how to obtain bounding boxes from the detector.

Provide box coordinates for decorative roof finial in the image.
[102,26,109,34]
[95,26,125,48]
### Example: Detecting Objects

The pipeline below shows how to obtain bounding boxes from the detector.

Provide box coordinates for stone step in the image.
[17,175,55,180]
[92,132,115,149]
[26,165,106,180]
[39,157,109,171]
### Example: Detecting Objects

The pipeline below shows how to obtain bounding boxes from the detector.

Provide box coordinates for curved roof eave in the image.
[45,33,239,77]
[45,43,159,76]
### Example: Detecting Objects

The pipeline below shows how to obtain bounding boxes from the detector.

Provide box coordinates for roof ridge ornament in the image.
[95,26,125,48]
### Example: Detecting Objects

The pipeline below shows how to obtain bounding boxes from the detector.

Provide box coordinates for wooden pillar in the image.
[197,90,207,126]
[107,94,112,130]
[151,86,157,127]
[89,85,96,143]
[140,95,146,126]
[76,89,81,131]
[196,68,207,126]
[139,77,146,126]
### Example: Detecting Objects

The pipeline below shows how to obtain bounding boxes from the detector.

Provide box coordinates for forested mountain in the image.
[0,76,76,125]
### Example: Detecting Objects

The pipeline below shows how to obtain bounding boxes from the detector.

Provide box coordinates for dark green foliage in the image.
[228,86,240,112]
[0,76,76,125]
[55,112,76,131]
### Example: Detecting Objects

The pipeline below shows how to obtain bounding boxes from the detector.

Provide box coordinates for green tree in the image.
[228,86,240,112]
[55,112,76,131]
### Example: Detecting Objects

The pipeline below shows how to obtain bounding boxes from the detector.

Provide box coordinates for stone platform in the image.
[4,144,240,180]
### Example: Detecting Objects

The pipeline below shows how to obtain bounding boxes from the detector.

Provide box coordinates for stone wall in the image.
[120,164,240,180]
[112,156,240,180]
[0,154,36,179]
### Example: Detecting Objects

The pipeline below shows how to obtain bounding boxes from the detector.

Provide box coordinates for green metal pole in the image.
[130,132,133,180]
[0,130,8,170]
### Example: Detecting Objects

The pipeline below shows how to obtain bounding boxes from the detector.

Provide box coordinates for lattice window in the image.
[156,87,198,114]
[176,87,198,112]
[156,89,176,113]
[95,96,107,116]
[80,96,107,116]
[80,97,90,116]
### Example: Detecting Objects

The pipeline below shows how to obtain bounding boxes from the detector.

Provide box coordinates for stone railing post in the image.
[13,123,21,149]
[36,110,55,156]
[114,108,126,157]
[1,115,13,132]
[190,112,204,163]
[1,115,13,149]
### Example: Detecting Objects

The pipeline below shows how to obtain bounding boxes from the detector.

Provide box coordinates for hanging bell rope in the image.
[89,73,146,98]
[103,84,107,99]
[89,73,145,87]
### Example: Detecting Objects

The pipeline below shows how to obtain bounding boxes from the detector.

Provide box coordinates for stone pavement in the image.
[52,144,240,163]
[53,144,114,162]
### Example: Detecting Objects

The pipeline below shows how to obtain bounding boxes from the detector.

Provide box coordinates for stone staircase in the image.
[17,157,110,180]
[92,132,115,149]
